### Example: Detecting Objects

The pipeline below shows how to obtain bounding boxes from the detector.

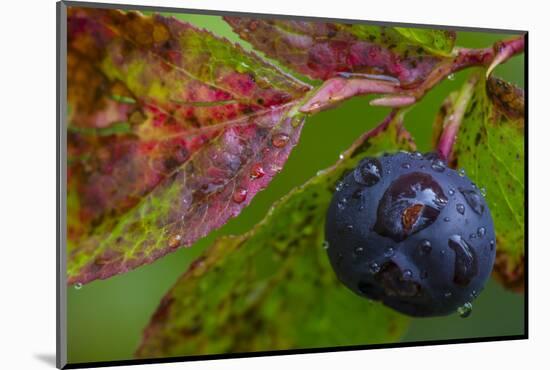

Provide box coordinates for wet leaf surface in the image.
[436,71,525,292]
[136,112,415,358]
[224,17,455,84]
[67,8,311,285]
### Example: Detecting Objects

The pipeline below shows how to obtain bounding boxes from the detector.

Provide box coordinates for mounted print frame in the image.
[57,1,527,368]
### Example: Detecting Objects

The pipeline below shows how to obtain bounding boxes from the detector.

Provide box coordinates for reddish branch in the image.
[300,36,525,114]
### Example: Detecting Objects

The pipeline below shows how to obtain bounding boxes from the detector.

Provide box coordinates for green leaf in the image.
[66,8,311,285]
[395,27,456,56]
[224,17,455,83]
[444,71,525,292]
[136,113,415,358]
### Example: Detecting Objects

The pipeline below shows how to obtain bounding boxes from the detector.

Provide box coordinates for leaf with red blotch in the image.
[224,17,455,84]
[66,7,311,285]
[433,71,525,292]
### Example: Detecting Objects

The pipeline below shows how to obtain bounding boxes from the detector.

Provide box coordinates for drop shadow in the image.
[34,353,57,367]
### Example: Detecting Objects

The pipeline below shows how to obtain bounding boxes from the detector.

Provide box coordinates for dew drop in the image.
[469,233,477,239]
[352,188,363,199]
[355,246,365,255]
[335,181,344,192]
[322,240,330,250]
[431,159,445,172]
[412,152,423,159]
[448,73,455,81]
[337,198,348,210]
[339,153,344,160]
[291,114,305,127]
[353,158,383,186]
[374,172,448,242]
[444,217,450,222]
[490,240,495,250]
[369,262,380,274]
[459,187,485,215]
[402,269,413,280]
[480,187,487,197]
[250,163,265,179]
[448,235,478,286]
[477,227,486,238]
[457,302,473,318]
[458,168,466,177]
[384,247,395,257]
[74,283,82,290]
[419,239,432,255]
[449,188,456,196]
[456,203,465,215]
[402,163,411,169]
[168,234,182,249]
[346,224,354,231]
[444,292,452,298]
[271,133,290,148]
[232,188,248,203]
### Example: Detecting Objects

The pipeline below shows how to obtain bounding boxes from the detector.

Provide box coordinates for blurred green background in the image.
[67,11,525,364]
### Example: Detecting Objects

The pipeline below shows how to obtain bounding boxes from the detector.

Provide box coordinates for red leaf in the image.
[224,17,454,85]
[67,8,310,284]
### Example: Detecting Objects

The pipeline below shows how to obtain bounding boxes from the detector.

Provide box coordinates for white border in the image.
[1,0,546,369]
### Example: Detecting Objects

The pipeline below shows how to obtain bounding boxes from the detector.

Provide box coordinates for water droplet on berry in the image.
[335,181,344,192]
[337,198,348,210]
[402,163,411,169]
[419,240,432,255]
[449,188,455,196]
[369,262,380,274]
[480,187,487,197]
[456,203,465,215]
[322,240,330,250]
[346,224,354,231]
[402,269,413,280]
[490,240,495,250]
[477,227,486,238]
[233,188,248,203]
[448,73,455,81]
[355,246,365,255]
[458,168,466,177]
[459,188,485,215]
[354,158,382,186]
[444,292,452,298]
[448,235,478,286]
[339,153,344,160]
[431,159,445,172]
[374,172,448,242]
[271,133,290,148]
[74,283,82,290]
[444,217,450,222]
[384,247,395,257]
[457,302,473,318]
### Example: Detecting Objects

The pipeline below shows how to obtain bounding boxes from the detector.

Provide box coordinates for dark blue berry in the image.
[325,152,496,317]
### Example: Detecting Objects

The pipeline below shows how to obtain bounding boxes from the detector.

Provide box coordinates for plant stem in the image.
[437,73,480,161]
[300,35,525,113]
